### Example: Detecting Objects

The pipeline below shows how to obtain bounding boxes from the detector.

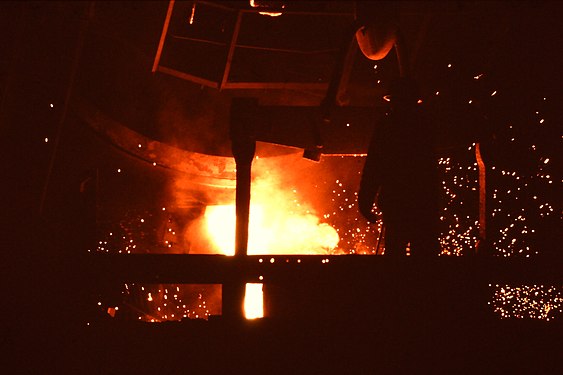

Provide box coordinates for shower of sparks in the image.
[91,60,560,322]
[92,212,220,320]
[127,284,214,322]
[323,173,383,255]
[490,285,563,321]
[438,155,479,255]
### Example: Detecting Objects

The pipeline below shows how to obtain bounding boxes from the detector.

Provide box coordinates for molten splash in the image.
[204,204,339,255]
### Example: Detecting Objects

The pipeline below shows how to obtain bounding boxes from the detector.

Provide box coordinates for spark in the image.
[189,2,196,24]
[491,285,563,321]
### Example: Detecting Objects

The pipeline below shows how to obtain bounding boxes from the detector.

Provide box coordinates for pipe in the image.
[224,97,258,320]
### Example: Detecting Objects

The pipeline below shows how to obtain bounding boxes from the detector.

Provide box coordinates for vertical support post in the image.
[223,97,257,320]
[475,143,487,253]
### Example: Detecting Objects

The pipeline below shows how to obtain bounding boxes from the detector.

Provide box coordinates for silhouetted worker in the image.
[359,77,440,256]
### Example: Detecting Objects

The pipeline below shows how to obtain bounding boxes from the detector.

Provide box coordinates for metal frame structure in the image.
[151,0,353,91]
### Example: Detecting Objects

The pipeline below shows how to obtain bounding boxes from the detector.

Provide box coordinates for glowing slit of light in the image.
[244,283,264,319]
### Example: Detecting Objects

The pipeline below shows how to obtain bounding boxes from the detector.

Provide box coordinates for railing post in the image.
[475,143,487,254]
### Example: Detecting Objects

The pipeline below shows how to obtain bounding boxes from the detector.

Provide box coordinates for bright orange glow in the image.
[249,0,283,17]
[204,204,338,256]
[244,283,264,319]
[258,12,282,17]
[204,204,266,256]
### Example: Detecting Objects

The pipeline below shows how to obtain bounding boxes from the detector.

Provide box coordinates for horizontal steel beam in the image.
[90,254,563,285]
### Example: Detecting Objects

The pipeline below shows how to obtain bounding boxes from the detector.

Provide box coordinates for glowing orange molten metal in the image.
[204,204,339,256]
